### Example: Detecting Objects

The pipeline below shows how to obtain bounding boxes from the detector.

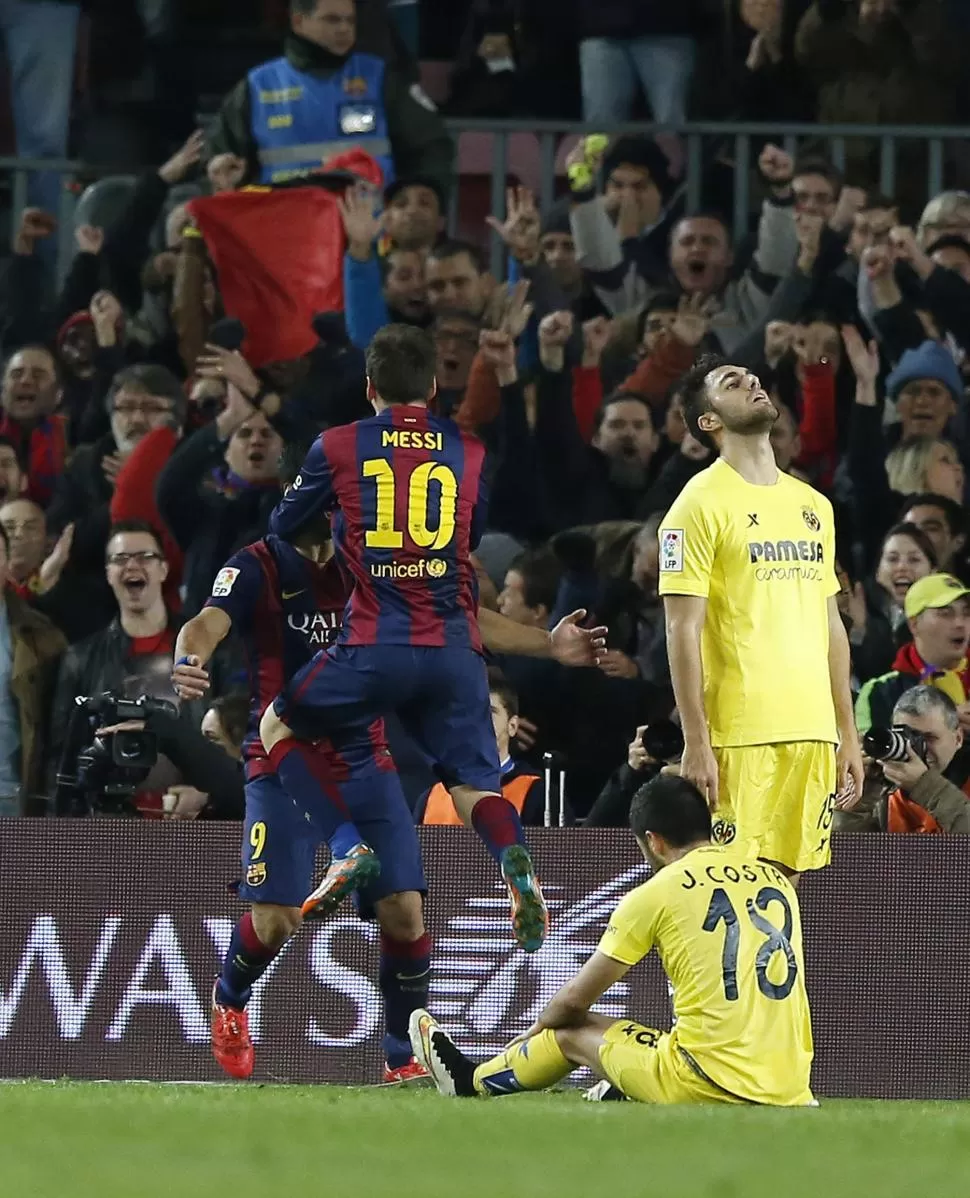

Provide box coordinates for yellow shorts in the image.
[712,741,837,873]
[598,1021,746,1105]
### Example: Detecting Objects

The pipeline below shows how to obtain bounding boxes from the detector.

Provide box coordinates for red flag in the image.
[188,185,346,368]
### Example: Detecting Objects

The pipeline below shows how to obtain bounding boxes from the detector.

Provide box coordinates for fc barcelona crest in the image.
[343,75,369,97]
[246,862,267,887]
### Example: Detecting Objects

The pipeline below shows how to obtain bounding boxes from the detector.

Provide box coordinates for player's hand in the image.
[880,744,928,793]
[549,609,608,668]
[835,737,865,810]
[680,740,719,810]
[173,654,211,700]
[505,1018,546,1049]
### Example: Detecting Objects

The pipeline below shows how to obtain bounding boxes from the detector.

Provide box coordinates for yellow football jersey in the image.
[598,844,814,1106]
[658,458,839,747]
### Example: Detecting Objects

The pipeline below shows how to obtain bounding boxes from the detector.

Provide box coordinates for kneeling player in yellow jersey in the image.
[411,774,815,1107]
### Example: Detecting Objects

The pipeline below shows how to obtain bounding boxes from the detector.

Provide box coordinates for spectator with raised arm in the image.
[0,518,65,816]
[0,345,67,509]
[155,381,282,618]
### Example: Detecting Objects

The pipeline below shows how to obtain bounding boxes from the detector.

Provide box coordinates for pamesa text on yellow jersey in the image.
[658,458,839,747]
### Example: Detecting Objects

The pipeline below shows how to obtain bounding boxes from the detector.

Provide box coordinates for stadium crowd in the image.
[0,0,968,835]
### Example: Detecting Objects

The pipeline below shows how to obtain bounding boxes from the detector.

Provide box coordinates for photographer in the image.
[837,686,970,835]
[47,520,239,817]
[584,721,681,827]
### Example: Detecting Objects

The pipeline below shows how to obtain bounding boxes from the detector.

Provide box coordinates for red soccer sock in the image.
[471,793,526,865]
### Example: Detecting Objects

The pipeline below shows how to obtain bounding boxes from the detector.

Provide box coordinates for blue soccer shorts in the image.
[237,763,426,915]
[275,643,501,795]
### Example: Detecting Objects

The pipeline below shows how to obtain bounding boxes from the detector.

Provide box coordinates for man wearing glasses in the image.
[45,520,223,818]
[47,365,185,581]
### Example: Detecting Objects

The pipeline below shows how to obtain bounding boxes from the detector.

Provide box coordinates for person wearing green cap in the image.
[855,573,970,734]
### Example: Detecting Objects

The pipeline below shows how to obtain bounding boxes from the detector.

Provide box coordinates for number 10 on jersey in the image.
[362,458,458,551]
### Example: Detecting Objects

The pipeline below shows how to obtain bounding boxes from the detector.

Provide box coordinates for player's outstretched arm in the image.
[477,606,607,666]
[172,607,232,700]
[664,594,719,810]
[513,951,630,1044]
[268,435,334,542]
[828,596,865,811]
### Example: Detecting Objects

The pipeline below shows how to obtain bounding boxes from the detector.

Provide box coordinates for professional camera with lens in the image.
[55,693,179,815]
[862,725,928,766]
[640,720,685,762]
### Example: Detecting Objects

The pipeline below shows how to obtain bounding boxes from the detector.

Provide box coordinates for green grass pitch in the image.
[3,1083,970,1198]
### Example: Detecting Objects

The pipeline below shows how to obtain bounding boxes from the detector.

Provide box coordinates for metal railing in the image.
[444,119,970,278]
[0,120,969,282]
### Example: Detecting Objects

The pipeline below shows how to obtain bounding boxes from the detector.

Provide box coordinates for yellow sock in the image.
[473,1029,574,1096]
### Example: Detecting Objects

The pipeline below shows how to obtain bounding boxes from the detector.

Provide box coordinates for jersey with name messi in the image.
[203,535,385,779]
[269,407,487,651]
[599,844,814,1106]
[658,458,838,747]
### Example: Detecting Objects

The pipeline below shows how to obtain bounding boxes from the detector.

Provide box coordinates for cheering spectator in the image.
[156,383,282,618]
[383,176,446,252]
[0,346,67,509]
[569,142,800,354]
[900,493,968,577]
[0,519,65,816]
[847,522,938,685]
[47,365,186,575]
[46,522,200,815]
[341,185,431,350]
[568,136,679,305]
[918,191,970,248]
[856,573,970,732]
[207,0,453,193]
[426,239,494,320]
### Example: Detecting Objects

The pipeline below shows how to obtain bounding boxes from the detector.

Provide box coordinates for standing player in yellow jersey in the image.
[410,774,815,1106]
[658,356,864,881]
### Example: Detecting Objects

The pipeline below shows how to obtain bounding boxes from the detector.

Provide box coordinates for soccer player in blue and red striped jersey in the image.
[173,443,430,1084]
[175,436,606,1080]
[260,324,548,954]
